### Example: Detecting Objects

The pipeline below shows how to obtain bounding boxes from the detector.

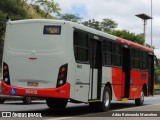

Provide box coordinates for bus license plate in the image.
[27,82,38,87]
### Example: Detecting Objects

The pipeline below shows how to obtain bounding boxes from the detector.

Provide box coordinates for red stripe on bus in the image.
[1,81,70,99]
[116,38,153,52]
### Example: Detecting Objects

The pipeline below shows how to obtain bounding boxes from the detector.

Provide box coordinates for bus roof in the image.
[116,38,153,52]
[7,19,154,53]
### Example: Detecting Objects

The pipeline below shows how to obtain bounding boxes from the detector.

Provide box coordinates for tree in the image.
[59,13,82,22]
[83,19,101,30]
[111,30,145,45]
[26,0,36,11]
[36,0,61,18]
[100,18,118,33]
[155,60,160,84]
[83,18,118,32]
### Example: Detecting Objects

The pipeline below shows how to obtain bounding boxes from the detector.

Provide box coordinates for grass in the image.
[22,2,56,19]
[154,84,160,95]
[155,84,160,89]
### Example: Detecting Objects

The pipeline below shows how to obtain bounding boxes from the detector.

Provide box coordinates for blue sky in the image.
[71,4,89,20]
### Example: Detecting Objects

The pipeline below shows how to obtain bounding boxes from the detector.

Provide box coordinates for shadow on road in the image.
[4,101,150,117]
[4,102,46,105]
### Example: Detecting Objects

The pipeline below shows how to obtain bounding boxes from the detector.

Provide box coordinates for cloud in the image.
[55,0,160,48]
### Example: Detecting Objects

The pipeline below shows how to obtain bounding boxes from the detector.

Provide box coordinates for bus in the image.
[2,19,155,111]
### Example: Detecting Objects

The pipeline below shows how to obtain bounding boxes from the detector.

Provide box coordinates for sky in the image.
[54,0,160,48]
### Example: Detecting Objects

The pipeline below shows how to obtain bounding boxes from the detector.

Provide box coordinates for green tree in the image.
[26,0,36,11]
[83,18,117,32]
[155,60,160,84]
[83,19,101,31]
[60,13,82,22]
[0,0,30,20]
[100,18,118,33]
[111,30,145,45]
[0,11,6,49]
[36,0,61,18]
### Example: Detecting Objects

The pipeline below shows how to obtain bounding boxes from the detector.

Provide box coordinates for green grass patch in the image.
[155,84,160,89]
[154,90,160,95]
[154,84,160,95]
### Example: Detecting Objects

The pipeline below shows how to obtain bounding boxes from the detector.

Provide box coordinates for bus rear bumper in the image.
[1,81,70,99]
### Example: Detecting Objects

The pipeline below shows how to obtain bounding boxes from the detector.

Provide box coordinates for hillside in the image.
[0,0,56,64]
[22,1,55,19]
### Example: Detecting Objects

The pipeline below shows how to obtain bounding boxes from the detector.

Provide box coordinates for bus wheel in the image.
[0,99,5,104]
[135,90,144,106]
[23,97,32,104]
[89,86,111,112]
[100,86,111,111]
[46,98,68,110]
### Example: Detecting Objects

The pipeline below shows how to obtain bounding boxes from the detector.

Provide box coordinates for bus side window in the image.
[112,43,121,67]
[74,31,89,63]
[142,51,148,70]
[132,48,141,70]
[103,40,112,66]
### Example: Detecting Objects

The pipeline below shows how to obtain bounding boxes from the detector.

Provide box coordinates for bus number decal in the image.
[25,89,38,95]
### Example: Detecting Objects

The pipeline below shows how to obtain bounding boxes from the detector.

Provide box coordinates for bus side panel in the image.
[74,64,90,102]
[130,70,141,99]
[112,68,123,100]
[102,67,115,100]
[130,70,148,99]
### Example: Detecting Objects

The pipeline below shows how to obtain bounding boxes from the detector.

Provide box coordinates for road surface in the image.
[0,95,160,119]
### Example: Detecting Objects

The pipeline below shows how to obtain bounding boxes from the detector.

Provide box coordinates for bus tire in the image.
[0,99,5,104]
[135,89,144,106]
[46,98,68,110]
[23,97,32,104]
[89,86,111,112]
[100,86,111,111]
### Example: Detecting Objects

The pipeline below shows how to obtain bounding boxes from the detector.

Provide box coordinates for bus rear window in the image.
[43,26,61,35]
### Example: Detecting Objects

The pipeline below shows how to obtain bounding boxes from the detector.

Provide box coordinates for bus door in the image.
[122,45,131,98]
[148,54,154,95]
[89,38,102,100]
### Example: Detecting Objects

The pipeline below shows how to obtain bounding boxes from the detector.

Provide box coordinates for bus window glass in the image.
[112,43,121,67]
[132,49,141,69]
[103,40,112,66]
[74,31,89,63]
[142,51,148,70]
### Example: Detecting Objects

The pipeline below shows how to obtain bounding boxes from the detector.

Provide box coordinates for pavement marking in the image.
[46,117,74,120]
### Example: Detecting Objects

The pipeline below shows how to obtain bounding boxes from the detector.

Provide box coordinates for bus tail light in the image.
[56,64,68,87]
[3,62,10,85]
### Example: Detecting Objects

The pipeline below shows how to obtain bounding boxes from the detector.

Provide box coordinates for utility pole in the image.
[136,14,152,44]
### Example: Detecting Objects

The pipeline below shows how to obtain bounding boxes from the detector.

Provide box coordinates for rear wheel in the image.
[89,86,111,112]
[46,98,68,111]
[23,97,32,104]
[135,90,144,106]
[0,99,5,104]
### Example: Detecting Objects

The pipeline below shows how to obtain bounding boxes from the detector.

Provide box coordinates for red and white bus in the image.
[2,19,155,111]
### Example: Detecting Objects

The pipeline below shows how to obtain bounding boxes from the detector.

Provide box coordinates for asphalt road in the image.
[0,95,160,119]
